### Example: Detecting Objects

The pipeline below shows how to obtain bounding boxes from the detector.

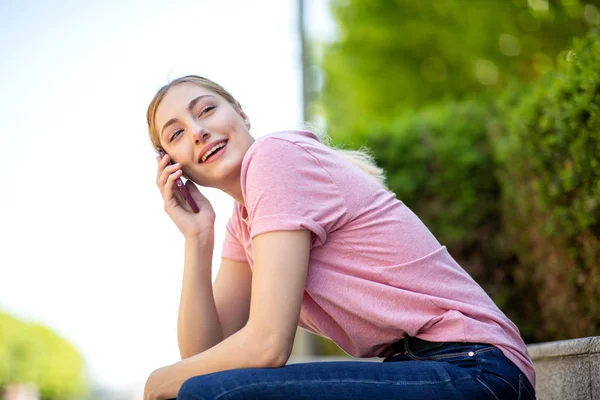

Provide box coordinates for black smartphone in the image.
[157,147,200,213]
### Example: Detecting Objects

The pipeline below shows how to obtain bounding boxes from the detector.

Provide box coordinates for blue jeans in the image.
[176,341,536,399]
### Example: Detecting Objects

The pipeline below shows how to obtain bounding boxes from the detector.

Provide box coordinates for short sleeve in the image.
[241,137,348,247]
[221,211,247,263]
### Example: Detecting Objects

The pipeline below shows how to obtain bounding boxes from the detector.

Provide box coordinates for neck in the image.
[219,174,244,206]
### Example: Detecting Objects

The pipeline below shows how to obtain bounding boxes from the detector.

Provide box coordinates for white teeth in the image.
[202,142,226,162]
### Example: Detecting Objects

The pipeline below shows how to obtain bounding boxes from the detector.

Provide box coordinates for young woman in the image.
[142,75,536,400]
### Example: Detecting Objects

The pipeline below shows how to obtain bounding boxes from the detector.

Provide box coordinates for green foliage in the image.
[493,27,600,341]
[0,312,88,400]
[318,0,597,136]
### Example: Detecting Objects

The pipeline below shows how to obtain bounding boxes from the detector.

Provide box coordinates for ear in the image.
[237,103,251,130]
[242,112,251,130]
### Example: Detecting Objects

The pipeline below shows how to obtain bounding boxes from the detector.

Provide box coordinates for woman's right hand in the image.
[156,153,216,241]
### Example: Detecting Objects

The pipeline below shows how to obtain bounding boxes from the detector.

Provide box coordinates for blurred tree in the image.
[0,312,88,400]
[317,0,599,136]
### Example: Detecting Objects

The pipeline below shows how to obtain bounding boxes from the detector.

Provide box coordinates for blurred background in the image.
[0,0,598,399]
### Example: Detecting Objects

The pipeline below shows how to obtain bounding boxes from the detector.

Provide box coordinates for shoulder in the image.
[241,130,323,170]
[249,130,321,153]
[239,129,340,196]
[257,130,321,143]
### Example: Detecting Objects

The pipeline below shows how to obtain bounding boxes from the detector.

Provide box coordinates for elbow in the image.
[246,324,292,368]
[260,347,290,368]
[267,347,290,368]
[257,334,292,368]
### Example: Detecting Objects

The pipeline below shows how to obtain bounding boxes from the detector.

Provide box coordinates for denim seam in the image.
[493,373,519,396]
[406,345,497,361]
[473,349,501,400]
[524,383,535,398]
[519,374,536,399]
[473,348,521,399]
[476,376,500,400]
[212,378,458,399]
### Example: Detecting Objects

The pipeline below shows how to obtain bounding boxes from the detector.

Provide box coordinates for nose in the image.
[191,123,210,145]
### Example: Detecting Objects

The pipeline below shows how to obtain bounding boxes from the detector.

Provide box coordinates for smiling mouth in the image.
[201,141,227,163]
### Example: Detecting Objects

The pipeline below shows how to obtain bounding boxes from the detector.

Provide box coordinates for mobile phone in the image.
[157,147,200,213]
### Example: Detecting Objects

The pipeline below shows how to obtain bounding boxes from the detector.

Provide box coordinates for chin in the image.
[194,163,242,189]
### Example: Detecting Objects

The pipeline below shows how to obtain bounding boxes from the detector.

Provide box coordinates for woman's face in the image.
[154,83,254,189]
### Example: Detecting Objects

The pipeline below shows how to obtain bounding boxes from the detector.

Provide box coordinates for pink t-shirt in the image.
[221,130,536,387]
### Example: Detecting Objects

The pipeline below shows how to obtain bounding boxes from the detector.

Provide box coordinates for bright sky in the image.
[0,0,334,395]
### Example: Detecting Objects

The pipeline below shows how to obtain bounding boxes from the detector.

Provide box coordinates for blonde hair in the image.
[305,123,390,191]
[146,75,389,191]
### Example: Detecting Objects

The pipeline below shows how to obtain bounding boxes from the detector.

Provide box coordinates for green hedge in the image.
[493,27,600,341]
[0,312,88,399]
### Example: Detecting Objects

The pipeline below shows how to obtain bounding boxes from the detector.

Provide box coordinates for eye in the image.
[198,105,216,117]
[169,130,183,142]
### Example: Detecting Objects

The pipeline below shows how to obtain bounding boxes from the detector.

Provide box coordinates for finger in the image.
[163,168,184,203]
[157,162,182,189]
[155,153,171,181]
[156,153,169,181]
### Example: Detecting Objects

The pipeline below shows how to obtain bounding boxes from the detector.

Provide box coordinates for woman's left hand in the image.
[143,364,179,400]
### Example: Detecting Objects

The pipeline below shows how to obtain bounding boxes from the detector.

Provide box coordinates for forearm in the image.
[186,322,286,372]
[177,235,223,359]
[155,323,289,399]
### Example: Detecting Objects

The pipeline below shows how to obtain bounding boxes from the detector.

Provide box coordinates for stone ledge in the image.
[527,336,600,400]
[528,336,600,359]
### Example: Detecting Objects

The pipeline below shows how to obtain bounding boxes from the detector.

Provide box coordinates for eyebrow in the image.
[160,95,215,138]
